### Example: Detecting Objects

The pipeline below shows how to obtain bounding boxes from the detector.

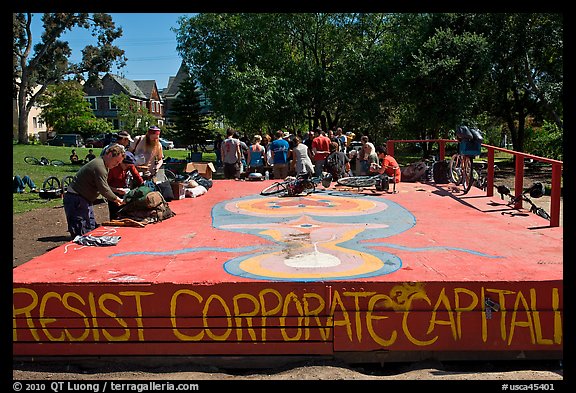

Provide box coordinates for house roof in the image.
[134,80,158,100]
[162,62,190,98]
[108,74,147,100]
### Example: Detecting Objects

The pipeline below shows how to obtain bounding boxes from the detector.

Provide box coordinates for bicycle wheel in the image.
[61,175,74,192]
[42,176,61,190]
[337,176,377,188]
[449,154,463,185]
[24,156,40,165]
[461,156,474,194]
[261,181,289,196]
[51,159,65,166]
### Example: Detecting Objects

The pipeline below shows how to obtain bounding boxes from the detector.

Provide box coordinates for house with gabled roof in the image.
[161,62,211,127]
[83,73,164,130]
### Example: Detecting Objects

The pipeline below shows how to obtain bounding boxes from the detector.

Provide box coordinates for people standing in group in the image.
[269,130,290,180]
[221,128,242,180]
[247,134,267,174]
[13,175,37,193]
[357,135,378,176]
[372,145,402,183]
[106,151,144,220]
[291,136,315,176]
[129,126,164,179]
[311,127,331,177]
[63,144,126,238]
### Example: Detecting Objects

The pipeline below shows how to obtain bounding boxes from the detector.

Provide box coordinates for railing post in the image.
[549,163,562,227]
[438,140,446,161]
[486,147,494,197]
[387,140,394,157]
[514,156,524,209]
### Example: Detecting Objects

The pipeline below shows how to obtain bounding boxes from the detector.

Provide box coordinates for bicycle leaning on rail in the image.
[496,182,551,221]
[448,126,483,194]
[260,173,325,197]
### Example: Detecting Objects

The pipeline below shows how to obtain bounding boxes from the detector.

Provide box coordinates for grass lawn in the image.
[12,144,215,214]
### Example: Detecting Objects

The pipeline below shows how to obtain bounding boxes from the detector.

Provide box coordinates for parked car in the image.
[85,133,116,148]
[159,138,174,150]
[46,134,85,147]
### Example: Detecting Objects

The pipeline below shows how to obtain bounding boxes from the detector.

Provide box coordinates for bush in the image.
[524,121,563,161]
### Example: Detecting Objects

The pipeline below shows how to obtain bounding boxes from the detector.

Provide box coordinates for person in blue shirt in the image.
[247,134,266,174]
[269,130,290,180]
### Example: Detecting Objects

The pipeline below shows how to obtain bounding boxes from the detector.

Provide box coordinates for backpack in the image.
[400,161,428,182]
[324,152,345,180]
[118,191,176,224]
[432,161,450,184]
[189,170,213,189]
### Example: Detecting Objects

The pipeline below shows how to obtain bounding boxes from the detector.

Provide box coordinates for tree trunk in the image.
[17,84,30,145]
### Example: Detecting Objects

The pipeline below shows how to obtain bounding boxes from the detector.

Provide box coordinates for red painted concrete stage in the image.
[13,179,563,360]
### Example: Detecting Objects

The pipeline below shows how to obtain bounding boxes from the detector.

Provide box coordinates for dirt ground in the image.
[12,166,564,381]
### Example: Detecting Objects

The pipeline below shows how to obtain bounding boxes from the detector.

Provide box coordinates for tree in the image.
[111,93,158,134]
[37,81,93,130]
[37,80,113,136]
[475,13,563,152]
[170,75,211,151]
[13,13,126,144]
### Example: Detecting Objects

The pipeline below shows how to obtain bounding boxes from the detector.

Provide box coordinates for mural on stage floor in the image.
[210,191,501,281]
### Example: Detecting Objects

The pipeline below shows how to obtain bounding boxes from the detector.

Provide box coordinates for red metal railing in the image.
[386,139,563,227]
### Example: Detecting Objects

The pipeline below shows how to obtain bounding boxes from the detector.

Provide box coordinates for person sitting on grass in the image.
[13,175,38,193]
[70,149,81,164]
[84,149,96,163]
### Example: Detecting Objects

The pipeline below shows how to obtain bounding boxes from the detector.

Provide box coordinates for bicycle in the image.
[336,170,398,193]
[449,126,484,194]
[260,173,323,197]
[39,175,75,199]
[24,155,65,166]
[448,150,475,194]
[496,182,550,220]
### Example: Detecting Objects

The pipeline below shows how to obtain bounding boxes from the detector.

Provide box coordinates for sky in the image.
[31,13,195,90]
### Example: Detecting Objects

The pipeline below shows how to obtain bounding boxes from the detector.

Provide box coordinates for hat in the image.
[283,131,290,138]
[123,151,136,165]
[117,131,134,142]
[148,126,161,134]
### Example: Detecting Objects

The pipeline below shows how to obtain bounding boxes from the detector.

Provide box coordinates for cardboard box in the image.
[170,182,186,200]
[185,162,216,179]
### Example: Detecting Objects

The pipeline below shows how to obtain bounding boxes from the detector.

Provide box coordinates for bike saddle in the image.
[527,182,545,199]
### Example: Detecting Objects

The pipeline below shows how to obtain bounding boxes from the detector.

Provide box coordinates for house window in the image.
[108,97,118,110]
[86,97,97,110]
[33,117,38,129]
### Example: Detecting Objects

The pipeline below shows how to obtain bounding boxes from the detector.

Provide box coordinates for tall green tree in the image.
[474,13,563,152]
[170,75,211,151]
[13,13,126,143]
